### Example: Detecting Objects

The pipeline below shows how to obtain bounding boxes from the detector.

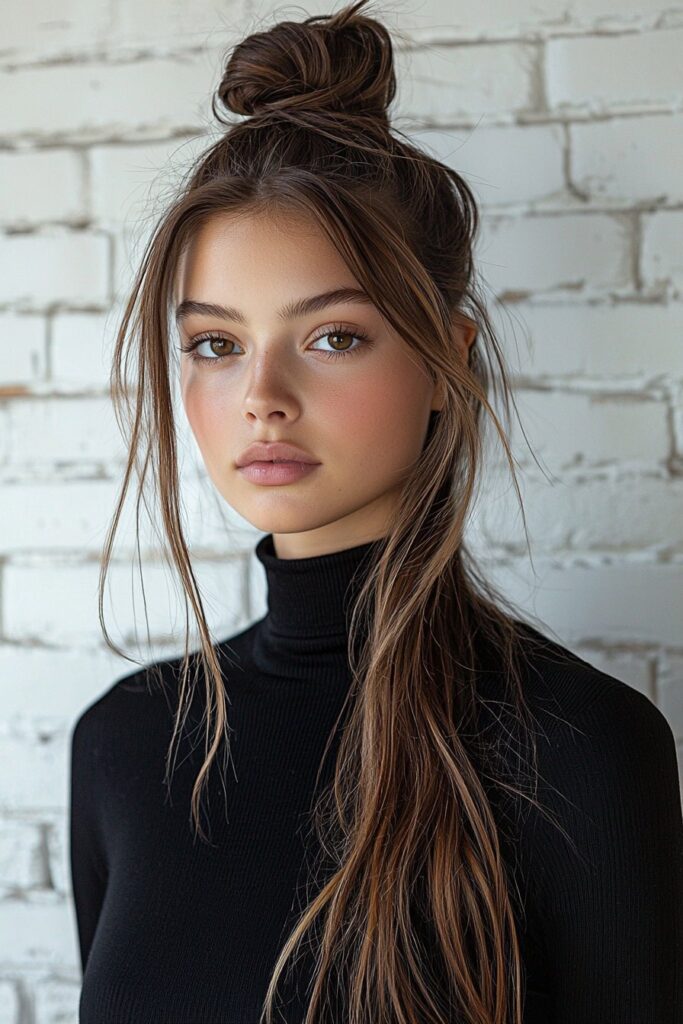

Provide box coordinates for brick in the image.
[547,28,683,112]
[487,557,683,647]
[570,113,683,204]
[0,0,110,61]
[401,0,668,40]
[396,41,537,121]
[0,313,46,386]
[0,231,109,308]
[0,472,216,554]
[0,149,85,226]
[0,820,46,890]
[641,210,683,292]
[112,222,156,304]
[507,389,669,468]
[3,557,245,646]
[50,311,114,389]
[34,978,81,1024]
[0,55,212,139]
[567,0,673,28]
[410,122,565,207]
[478,213,631,296]
[0,478,127,553]
[0,899,76,965]
[112,0,248,50]
[0,645,126,719]
[0,729,69,810]
[4,396,125,467]
[89,137,206,225]
[475,472,683,552]
[490,301,683,379]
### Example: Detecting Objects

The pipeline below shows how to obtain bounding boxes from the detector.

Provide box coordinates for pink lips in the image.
[235,440,319,467]
[237,460,320,486]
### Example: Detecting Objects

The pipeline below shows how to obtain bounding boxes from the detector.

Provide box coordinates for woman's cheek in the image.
[354,367,429,460]
[182,378,226,466]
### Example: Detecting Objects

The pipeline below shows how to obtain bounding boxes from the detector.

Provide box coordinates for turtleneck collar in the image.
[254,532,385,637]
[249,532,385,678]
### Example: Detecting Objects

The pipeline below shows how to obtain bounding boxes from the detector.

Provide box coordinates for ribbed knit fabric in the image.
[69,532,683,1024]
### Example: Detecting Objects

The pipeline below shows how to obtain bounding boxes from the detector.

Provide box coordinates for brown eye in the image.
[328,332,355,351]
[182,335,239,364]
[206,337,231,356]
[309,325,372,360]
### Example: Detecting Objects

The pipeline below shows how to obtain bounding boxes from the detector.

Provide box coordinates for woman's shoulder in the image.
[496,633,683,1020]
[494,620,681,856]
[70,618,259,741]
[484,618,675,747]
[71,654,179,730]
[474,619,680,832]
[69,658,176,773]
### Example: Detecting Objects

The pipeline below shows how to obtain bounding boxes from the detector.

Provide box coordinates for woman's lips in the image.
[237,460,321,485]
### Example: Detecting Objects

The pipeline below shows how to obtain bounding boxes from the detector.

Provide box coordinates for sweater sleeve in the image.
[69,711,108,976]
[523,680,683,1023]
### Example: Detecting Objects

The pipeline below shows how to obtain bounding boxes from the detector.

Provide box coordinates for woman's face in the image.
[175,208,471,559]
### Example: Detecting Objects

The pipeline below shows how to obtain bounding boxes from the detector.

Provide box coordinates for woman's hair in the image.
[99,2,575,1021]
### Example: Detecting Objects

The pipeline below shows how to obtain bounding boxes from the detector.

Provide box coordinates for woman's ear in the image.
[453,313,478,362]
[431,314,479,411]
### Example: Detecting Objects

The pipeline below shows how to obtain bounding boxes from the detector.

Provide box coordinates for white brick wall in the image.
[1,1,682,1019]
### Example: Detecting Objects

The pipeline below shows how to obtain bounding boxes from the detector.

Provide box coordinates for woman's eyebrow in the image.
[174,287,373,326]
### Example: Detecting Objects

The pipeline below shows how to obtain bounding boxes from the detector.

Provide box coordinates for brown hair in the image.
[99,2,574,1021]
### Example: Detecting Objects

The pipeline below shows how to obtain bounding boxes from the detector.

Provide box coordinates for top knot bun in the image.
[213,0,396,125]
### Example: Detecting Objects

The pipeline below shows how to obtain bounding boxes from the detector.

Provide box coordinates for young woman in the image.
[68,1,683,1022]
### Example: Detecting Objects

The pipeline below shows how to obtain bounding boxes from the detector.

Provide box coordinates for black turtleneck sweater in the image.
[69,533,683,1024]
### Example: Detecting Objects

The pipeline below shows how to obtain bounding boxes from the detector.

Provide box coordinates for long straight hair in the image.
[98,2,573,1021]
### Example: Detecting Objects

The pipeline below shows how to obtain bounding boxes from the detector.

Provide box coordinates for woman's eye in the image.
[179,336,238,363]
[309,328,371,360]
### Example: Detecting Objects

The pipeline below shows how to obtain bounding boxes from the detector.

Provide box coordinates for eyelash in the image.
[178,323,373,365]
